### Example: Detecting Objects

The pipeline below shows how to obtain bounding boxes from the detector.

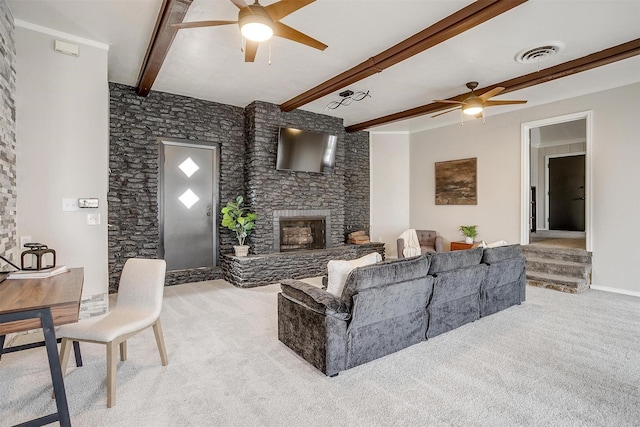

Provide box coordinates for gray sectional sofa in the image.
[277,245,526,376]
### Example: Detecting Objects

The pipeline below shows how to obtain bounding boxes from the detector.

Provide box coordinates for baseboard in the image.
[590,285,640,298]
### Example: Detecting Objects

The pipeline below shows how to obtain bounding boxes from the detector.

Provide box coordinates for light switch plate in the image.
[86,213,100,225]
[62,198,79,211]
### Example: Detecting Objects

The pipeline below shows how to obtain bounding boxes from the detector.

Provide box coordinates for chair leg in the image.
[59,338,73,378]
[0,334,4,361]
[119,340,127,362]
[73,341,83,367]
[152,318,169,366]
[106,341,117,408]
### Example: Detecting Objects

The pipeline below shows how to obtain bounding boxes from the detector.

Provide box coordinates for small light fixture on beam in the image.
[325,90,371,110]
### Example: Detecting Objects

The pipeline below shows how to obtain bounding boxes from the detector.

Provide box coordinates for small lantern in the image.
[21,243,56,271]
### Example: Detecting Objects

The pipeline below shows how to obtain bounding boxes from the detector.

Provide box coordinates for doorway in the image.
[159,139,219,271]
[547,154,585,231]
[520,112,592,251]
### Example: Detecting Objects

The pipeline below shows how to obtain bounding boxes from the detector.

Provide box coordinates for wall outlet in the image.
[20,236,32,248]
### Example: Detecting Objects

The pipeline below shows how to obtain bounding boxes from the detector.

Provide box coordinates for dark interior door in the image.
[548,155,585,231]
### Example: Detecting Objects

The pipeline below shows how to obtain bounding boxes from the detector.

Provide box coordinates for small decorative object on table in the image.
[348,230,370,244]
[21,243,56,271]
[221,196,257,257]
[458,225,478,244]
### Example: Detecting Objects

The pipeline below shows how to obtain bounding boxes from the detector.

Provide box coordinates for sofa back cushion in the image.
[481,244,522,264]
[341,254,431,309]
[428,247,483,275]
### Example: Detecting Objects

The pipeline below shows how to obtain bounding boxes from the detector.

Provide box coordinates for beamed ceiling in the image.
[8,0,640,133]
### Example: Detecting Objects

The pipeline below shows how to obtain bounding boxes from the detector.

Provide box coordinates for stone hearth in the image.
[221,243,385,288]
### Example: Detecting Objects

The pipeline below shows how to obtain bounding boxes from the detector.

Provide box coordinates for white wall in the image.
[371,83,640,295]
[15,26,109,301]
[408,118,523,248]
[370,133,410,258]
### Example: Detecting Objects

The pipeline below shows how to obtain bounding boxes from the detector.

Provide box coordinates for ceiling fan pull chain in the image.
[241,36,245,53]
[482,109,486,125]
[268,40,271,66]
[460,108,464,126]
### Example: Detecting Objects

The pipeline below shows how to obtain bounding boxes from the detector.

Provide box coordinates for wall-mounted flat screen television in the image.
[276,127,338,174]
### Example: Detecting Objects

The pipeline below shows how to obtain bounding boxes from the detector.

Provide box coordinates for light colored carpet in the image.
[1,280,639,426]
[528,238,586,250]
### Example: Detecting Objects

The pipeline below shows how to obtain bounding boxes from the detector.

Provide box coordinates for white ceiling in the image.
[8,0,640,133]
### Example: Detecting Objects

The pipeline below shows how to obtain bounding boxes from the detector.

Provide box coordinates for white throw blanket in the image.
[398,229,421,257]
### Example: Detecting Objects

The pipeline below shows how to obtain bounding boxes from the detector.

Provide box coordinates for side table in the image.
[450,241,481,251]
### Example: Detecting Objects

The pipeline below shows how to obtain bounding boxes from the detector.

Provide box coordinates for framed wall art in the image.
[435,157,477,205]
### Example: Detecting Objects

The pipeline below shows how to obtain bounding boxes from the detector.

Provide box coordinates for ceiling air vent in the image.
[515,43,564,64]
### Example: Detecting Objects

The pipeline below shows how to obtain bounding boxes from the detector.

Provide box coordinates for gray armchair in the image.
[397,230,443,258]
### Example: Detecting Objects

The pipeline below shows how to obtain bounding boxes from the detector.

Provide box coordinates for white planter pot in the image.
[464,237,473,244]
[234,245,249,257]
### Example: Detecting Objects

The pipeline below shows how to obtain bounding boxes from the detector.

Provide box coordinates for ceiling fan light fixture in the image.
[240,20,273,42]
[462,98,483,115]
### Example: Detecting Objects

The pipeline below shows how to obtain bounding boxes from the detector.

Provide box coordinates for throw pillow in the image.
[326,252,382,297]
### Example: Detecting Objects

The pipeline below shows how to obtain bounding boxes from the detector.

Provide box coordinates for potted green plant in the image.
[221,196,257,257]
[459,225,478,244]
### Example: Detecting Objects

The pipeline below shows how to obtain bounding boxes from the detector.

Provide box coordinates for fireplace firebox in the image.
[279,216,326,252]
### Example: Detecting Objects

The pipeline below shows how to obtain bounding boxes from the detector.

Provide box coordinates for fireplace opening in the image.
[280,216,326,252]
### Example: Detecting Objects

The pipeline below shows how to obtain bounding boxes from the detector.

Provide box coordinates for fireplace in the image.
[273,209,331,253]
[280,217,326,252]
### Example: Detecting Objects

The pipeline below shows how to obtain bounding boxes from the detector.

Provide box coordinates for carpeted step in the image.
[526,271,589,294]
[521,245,592,264]
[525,257,591,280]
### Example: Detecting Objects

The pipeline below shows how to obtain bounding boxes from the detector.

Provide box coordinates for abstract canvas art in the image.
[435,158,477,205]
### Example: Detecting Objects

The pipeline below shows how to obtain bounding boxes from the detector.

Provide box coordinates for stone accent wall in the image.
[344,131,370,237]
[221,243,385,287]
[108,83,245,291]
[244,101,348,254]
[109,86,371,290]
[0,1,16,264]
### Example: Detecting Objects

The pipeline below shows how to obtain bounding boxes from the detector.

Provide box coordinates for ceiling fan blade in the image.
[172,20,238,29]
[273,22,327,50]
[230,0,250,10]
[431,108,460,118]
[244,40,259,62]
[483,100,528,106]
[265,0,315,21]
[434,99,464,105]
[478,86,505,102]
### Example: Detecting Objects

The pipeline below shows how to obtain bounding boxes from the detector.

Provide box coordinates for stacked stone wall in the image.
[108,83,245,290]
[0,2,16,264]
[109,86,371,289]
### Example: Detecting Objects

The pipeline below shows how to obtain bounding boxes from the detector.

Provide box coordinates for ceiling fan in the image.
[173,0,327,62]
[432,82,527,118]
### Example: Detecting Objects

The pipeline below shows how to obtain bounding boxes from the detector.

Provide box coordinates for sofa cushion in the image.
[428,247,483,275]
[326,252,382,297]
[481,244,522,264]
[341,254,431,309]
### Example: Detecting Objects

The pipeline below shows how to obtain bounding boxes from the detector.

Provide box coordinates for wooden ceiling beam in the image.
[279,0,528,112]
[345,38,640,132]
[136,0,193,97]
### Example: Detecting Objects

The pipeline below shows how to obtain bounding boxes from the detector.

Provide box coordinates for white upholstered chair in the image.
[56,258,168,408]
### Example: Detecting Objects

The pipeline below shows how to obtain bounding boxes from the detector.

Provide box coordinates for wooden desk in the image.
[0,268,84,427]
[450,241,481,251]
